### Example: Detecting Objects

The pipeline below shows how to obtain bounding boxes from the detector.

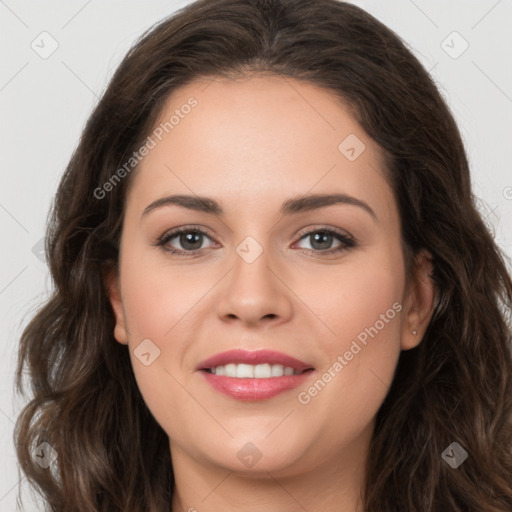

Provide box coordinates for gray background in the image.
[1,0,511,509]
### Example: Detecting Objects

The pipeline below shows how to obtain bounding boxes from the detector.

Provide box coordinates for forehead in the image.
[126,74,396,224]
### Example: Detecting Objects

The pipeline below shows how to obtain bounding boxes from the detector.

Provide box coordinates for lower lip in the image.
[200,370,314,401]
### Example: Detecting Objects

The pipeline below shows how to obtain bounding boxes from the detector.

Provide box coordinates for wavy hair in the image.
[15,0,512,510]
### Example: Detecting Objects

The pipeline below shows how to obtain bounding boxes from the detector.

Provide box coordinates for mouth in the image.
[196,348,314,375]
[196,349,315,401]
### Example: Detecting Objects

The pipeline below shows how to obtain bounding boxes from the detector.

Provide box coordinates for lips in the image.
[196,349,313,372]
[196,349,315,401]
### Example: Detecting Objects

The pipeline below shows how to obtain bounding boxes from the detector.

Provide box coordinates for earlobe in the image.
[401,249,437,351]
[103,267,129,345]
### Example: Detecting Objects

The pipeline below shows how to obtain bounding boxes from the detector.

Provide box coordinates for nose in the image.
[215,243,294,328]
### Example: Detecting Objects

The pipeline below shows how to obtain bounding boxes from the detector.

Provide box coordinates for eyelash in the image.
[155,225,357,257]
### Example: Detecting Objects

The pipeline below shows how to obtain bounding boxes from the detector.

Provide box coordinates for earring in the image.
[412,330,417,335]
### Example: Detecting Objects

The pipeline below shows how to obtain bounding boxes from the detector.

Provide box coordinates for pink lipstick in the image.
[196,349,315,401]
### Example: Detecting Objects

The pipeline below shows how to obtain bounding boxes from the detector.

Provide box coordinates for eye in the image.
[293,228,356,255]
[156,226,216,255]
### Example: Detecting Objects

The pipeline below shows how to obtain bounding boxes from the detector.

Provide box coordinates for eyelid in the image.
[155,225,216,247]
[295,224,355,243]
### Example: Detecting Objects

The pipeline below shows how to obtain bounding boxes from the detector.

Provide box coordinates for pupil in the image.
[311,231,332,250]
[181,232,202,250]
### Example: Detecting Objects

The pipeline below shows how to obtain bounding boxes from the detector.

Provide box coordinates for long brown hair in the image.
[15,0,512,510]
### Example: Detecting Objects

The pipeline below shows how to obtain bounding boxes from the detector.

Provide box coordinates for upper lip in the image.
[196,349,314,372]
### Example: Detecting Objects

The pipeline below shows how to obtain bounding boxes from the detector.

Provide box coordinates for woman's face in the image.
[107,74,433,479]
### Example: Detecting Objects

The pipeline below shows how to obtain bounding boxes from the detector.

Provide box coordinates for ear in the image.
[400,249,437,350]
[103,266,129,345]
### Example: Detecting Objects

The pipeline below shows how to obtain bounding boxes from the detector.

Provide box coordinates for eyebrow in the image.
[141,193,377,220]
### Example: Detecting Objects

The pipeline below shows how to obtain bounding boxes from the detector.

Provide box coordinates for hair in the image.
[14,0,512,510]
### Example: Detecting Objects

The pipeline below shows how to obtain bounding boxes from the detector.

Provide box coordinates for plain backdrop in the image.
[1,0,511,510]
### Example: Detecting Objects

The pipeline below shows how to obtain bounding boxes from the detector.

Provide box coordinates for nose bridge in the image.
[231,233,276,303]
[215,232,293,325]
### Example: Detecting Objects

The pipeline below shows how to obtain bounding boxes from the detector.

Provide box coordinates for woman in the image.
[14,0,512,510]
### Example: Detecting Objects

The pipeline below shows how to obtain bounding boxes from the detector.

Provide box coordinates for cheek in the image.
[118,245,220,438]
[305,244,404,352]
[119,241,209,344]
[328,265,402,347]
[295,249,404,436]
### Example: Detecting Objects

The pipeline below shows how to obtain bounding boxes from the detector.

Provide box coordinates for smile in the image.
[197,349,315,400]
[205,363,305,378]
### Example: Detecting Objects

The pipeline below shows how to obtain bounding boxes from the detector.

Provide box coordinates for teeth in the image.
[237,363,254,378]
[210,363,301,378]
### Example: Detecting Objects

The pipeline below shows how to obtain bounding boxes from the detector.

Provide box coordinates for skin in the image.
[106,74,436,512]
